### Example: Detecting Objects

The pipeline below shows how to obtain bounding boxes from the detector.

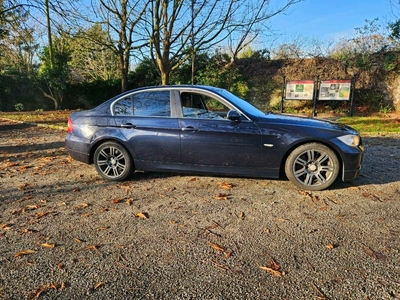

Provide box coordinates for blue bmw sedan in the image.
[65,85,364,191]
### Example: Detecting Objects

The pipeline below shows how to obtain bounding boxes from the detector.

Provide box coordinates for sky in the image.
[264,0,396,47]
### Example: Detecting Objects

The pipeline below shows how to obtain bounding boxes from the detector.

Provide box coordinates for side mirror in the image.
[227,110,241,121]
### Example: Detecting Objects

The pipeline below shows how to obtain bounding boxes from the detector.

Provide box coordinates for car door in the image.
[178,91,262,167]
[111,90,181,163]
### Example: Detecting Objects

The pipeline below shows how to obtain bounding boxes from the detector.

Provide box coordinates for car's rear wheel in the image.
[285,143,339,191]
[94,141,132,181]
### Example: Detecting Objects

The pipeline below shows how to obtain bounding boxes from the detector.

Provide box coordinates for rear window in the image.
[112,91,170,117]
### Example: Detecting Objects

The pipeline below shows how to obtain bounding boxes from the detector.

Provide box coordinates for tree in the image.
[72,0,150,92]
[144,0,302,85]
[38,35,71,109]
[330,19,392,72]
[69,24,120,82]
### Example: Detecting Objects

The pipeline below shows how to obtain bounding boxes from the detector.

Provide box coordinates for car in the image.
[65,85,364,191]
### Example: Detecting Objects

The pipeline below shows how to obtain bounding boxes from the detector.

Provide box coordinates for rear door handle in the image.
[120,123,137,129]
[181,126,198,132]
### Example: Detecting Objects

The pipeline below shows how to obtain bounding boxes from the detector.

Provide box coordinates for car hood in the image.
[255,113,358,134]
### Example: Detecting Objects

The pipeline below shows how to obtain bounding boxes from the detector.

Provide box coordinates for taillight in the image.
[67,117,73,133]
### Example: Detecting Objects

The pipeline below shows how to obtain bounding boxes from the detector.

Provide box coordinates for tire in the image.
[285,143,339,191]
[93,141,133,181]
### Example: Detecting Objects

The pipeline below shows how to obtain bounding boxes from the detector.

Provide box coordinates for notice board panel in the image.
[319,80,352,101]
[285,80,314,100]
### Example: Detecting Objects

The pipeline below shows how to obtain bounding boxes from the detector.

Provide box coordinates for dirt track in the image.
[0,119,399,299]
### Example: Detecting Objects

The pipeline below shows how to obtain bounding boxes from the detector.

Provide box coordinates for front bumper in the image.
[342,145,364,181]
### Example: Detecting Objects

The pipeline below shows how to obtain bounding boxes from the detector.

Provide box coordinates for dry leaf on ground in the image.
[260,257,285,277]
[209,242,225,253]
[15,249,36,257]
[94,282,105,289]
[259,266,284,277]
[136,212,148,219]
[214,193,229,200]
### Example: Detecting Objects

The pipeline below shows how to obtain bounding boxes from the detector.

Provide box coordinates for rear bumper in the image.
[65,134,91,164]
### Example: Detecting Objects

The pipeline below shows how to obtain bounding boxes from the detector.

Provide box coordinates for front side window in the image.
[112,91,171,117]
[180,92,227,119]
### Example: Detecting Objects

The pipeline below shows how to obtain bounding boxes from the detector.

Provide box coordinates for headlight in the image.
[337,135,360,147]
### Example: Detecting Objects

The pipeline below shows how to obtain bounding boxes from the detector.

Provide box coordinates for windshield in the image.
[214,88,266,118]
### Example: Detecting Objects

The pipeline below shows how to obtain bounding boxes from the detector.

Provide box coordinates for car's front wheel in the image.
[94,141,133,181]
[285,143,339,191]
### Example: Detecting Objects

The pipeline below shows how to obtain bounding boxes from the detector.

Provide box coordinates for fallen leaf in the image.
[98,226,109,231]
[264,228,271,234]
[94,282,105,289]
[189,177,198,181]
[225,251,232,258]
[41,243,55,248]
[269,257,281,271]
[37,211,51,219]
[276,218,288,222]
[260,257,285,277]
[218,182,233,189]
[6,162,19,167]
[74,238,83,243]
[27,288,44,300]
[85,245,101,251]
[15,249,36,257]
[112,198,124,204]
[136,212,148,219]
[126,198,134,205]
[214,193,229,200]
[75,203,89,209]
[20,228,37,234]
[238,212,245,219]
[259,266,284,277]
[0,223,12,229]
[299,190,312,197]
[57,263,63,270]
[209,242,225,253]
[326,243,335,250]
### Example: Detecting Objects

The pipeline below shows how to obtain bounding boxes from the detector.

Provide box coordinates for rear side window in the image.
[113,97,133,116]
[112,91,171,117]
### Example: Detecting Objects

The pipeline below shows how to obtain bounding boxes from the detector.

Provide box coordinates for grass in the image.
[0,110,71,128]
[1,110,399,134]
[338,115,400,134]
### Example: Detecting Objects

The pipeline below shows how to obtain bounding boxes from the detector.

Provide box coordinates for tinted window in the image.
[113,97,133,116]
[180,92,226,120]
[133,91,170,117]
[112,91,171,117]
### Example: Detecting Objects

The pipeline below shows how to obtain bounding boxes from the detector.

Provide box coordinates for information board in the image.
[319,80,352,101]
[285,80,315,100]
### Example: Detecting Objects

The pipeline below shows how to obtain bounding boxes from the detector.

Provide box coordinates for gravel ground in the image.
[0,119,399,300]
